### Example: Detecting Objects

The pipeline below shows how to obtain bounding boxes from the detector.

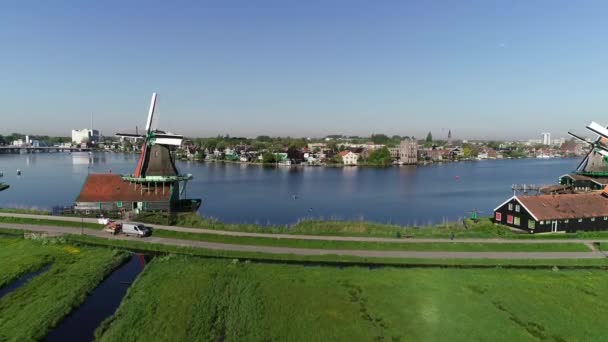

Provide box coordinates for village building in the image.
[339,151,359,165]
[388,147,400,159]
[493,192,608,233]
[399,138,418,164]
[74,173,175,213]
[559,174,608,191]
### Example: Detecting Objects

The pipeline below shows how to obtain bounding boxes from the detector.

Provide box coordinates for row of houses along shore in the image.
[175,138,585,167]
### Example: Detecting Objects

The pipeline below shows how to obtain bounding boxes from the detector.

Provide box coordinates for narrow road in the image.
[2,223,606,260]
[2,212,608,245]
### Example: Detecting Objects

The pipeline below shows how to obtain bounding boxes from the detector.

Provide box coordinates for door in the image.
[551,221,558,233]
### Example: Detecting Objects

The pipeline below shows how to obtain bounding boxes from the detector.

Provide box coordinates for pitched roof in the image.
[76,174,171,203]
[561,173,608,185]
[515,192,608,221]
[338,151,351,157]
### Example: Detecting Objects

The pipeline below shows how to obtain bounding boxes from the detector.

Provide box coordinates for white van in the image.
[121,223,151,237]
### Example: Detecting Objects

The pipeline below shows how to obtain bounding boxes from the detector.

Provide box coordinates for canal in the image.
[0,152,578,225]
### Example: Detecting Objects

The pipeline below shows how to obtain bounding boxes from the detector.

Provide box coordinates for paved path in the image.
[1,223,606,260]
[2,212,608,246]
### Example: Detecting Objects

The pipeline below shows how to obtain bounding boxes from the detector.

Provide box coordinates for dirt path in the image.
[1,223,606,260]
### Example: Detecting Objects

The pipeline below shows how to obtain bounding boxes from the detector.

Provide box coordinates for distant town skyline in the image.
[2,1,608,139]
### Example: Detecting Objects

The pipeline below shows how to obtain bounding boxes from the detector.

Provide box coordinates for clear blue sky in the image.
[1,0,608,139]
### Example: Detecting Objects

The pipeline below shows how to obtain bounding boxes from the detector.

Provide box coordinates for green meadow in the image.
[0,238,128,341]
[97,255,608,342]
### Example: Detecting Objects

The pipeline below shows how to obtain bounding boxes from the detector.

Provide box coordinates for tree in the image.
[330,154,343,164]
[366,147,392,166]
[371,133,390,145]
[0,135,6,146]
[425,132,433,143]
[262,152,277,164]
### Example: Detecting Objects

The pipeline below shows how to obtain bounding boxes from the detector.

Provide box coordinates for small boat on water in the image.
[0,183,9,192]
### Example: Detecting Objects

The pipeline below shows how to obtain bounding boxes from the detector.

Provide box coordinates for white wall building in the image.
[541,132,551,146]
[72,129,100,145]
[339,151,359,165]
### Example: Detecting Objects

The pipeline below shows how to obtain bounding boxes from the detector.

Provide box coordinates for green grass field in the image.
[96,256,608,341]
[0,238,54,289]
[0,238,128,341]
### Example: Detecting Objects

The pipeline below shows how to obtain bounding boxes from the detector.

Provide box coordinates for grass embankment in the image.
[62,233,608,268]
[0,216,102,229]
[0,208,51,215]
[138,212,608,240]
[96,256,608,341]
[0,216,592,252]
[0,238,129,341]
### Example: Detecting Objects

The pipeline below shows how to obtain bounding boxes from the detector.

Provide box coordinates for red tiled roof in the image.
[76,174,171,203]
[516,192,608,221]
[338,151,350,157]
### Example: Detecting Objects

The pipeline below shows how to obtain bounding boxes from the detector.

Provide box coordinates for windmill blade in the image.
[567,132,593,145]
[145,92,157,133]
[576,147,594,171]
[153,134,183,146]
[586,121,608,140]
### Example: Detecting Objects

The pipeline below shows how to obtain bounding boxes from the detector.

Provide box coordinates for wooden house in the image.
[493,192,608,233]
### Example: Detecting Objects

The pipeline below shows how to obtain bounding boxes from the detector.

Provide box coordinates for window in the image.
[495,212,502,221]
[540,221,544,225]
[591,218,596,222]
[515,205,520,213]
[578,218,583,223]
[507,215,514,224]
[604,217,607,221]
[116,201,123,208]
[508,203,513,211]
[564,220,569,223]
[528,220,535,229]
[514,217,520,226]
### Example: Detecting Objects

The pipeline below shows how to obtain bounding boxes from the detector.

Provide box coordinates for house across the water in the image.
[493,192,608,233]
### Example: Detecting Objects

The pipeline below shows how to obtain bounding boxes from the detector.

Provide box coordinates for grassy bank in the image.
[0,216,102,229]
[137,212,608,240]
[96,256,608,341]
[0,238,128,341]
[0,238,54,289]
[0,208,50,215]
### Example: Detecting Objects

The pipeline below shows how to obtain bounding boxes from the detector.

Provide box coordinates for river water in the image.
[0,152,578,226]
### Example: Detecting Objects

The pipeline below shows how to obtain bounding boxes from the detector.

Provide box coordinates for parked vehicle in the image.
[121,222,152,237]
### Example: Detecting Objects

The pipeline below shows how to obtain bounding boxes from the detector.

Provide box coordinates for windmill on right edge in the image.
[560,121,608,191]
